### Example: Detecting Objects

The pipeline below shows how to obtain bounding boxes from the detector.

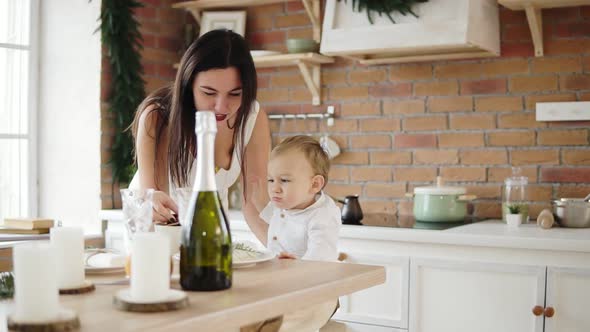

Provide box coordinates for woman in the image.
[129,29,270,245]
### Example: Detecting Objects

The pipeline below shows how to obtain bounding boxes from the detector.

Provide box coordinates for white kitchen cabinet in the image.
[409,258,546,332]
[329,320,405,332]
[334,252,409,329]
[545,267,590,332]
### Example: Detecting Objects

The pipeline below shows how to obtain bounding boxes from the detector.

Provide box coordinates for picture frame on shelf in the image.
[199,11,247,38]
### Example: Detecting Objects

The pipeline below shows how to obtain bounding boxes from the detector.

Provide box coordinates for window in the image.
[0,0,38,220]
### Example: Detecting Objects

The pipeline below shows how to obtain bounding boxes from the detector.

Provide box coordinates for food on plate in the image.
[233,242,263,261]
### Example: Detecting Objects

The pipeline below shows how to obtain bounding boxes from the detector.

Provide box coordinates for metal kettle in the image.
[338,195,363,225]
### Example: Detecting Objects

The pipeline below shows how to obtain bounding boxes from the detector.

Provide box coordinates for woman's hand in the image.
[152,190,179,223]
[247,175,269,213]
[240,108,271,245]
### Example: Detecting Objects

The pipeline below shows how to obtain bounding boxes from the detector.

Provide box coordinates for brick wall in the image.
[100,2,590,223]
[253,3,590,222]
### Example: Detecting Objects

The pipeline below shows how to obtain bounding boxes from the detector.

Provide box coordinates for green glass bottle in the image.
[180,111,232,291]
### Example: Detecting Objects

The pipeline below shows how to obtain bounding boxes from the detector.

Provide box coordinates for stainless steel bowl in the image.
[552,198,590,228]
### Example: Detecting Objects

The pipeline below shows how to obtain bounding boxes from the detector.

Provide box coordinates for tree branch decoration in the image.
[337,0,429,24]
[99,0,145,200]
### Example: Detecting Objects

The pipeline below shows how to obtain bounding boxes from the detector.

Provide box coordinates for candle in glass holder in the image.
[130,233,170,302]
[50,227,85,289]
[13,243,59,322]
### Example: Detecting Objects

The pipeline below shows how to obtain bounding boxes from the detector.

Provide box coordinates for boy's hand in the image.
[278,252,297,259]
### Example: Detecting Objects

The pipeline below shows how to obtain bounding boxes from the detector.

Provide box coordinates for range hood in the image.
[320,0,500,65]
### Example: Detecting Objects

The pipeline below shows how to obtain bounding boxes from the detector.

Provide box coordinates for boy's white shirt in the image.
[259,191,341,261]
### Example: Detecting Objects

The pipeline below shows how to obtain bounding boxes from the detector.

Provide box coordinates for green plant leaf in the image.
[338,0,429,24]
[0,272,14,299]
[98,0,144,199]
[507,204,521,214]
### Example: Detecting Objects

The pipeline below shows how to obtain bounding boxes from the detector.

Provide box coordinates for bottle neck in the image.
[194,131,217,192]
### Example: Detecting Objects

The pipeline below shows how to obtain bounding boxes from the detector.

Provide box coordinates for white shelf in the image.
[253,52,333,68]
[499,0,590,56]
[173,0,322,42]
[536,101,590,121]
[349,50,497,66]
[174,53,334,105]
[499,0,590,10]
[172,0,332,105]
[254,52,333,105]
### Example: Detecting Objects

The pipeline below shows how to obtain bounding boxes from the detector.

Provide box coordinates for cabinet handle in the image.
[532,306,544,316]
[544,307,555,318]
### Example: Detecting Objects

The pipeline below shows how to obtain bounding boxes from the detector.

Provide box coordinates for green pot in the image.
[412,184,473,222]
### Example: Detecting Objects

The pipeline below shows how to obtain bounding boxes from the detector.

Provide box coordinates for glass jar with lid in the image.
[502,167,529,223]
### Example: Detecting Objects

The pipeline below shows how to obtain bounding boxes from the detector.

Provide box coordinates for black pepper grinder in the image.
[339,195,363,225]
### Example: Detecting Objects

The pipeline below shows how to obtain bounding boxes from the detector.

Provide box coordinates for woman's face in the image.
[193,67,242,124]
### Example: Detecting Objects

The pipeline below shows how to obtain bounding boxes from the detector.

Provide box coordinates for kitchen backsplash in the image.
[100,1,590,223]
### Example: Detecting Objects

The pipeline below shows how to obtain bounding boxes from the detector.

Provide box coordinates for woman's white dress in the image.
[129,101,260,211]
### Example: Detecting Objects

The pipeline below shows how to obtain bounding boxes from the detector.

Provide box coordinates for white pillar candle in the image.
[130,233,170,302]
[13,243,59,322]
[50,227,85,289]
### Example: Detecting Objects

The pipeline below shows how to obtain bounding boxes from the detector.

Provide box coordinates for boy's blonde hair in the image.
[271,135,330,185]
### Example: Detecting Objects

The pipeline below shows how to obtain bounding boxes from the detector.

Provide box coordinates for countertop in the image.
[99,209,590,254]
[226,211,590,254]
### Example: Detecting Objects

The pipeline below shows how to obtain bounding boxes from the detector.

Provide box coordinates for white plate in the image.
[85,265,125,275]
[85,249,126,275]
[234,240,276,268]
[251,50,281,57]
[233,248,275,268]
[172,242,275,268]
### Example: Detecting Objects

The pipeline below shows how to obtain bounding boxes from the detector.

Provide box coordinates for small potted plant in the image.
[506,203,522,228]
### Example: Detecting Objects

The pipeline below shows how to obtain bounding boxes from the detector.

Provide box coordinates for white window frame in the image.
[0,0,39,217]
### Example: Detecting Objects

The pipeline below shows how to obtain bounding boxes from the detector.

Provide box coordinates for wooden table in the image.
[0,259,385,331]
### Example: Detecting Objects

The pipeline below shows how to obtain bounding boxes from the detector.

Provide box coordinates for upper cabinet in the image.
[499,0,590,57]
[320,0,500,65]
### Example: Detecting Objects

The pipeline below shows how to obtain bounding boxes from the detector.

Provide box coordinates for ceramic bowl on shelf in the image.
[286,38,318,53]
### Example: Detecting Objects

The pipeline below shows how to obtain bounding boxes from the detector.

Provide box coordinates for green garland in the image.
[99,0,145,201]
[0,272,14,299]
[338,0,429,24]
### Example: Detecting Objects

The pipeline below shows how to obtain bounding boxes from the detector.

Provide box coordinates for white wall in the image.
[38,0,101,231]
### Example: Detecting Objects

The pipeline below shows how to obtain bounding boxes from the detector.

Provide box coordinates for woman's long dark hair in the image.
[130,85,172,190]
[131,29,257,192]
